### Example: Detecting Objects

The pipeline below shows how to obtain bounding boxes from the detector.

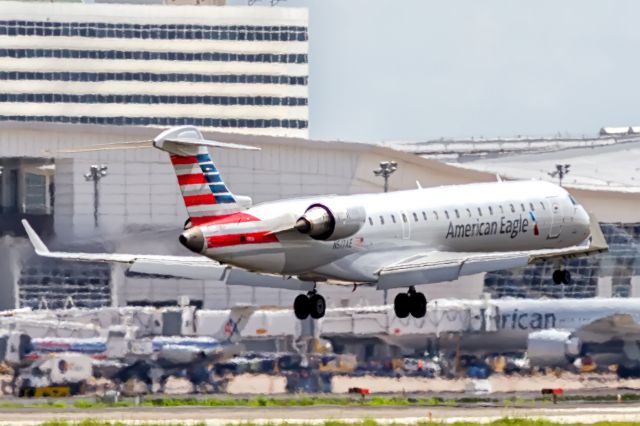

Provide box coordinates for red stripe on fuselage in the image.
[177,174,207,185]
[206,231,278,248]
[184,193,217,206]
[191,212,259,226]
[171,155,199,165]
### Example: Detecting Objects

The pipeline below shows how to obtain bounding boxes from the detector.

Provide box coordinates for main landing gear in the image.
[293,290,326,320]
[552,269,572,285]
[394,287,427,319]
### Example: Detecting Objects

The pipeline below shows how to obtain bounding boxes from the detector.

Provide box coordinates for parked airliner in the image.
[23,126,607,320]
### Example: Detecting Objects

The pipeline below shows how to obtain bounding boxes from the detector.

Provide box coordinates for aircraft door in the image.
[547,196,563,239]
[400,211,411,239]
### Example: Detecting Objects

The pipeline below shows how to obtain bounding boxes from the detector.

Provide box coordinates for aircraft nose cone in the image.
[179,226,205,253]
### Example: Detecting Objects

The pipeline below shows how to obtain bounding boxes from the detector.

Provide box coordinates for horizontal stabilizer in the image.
[49,126,260,154]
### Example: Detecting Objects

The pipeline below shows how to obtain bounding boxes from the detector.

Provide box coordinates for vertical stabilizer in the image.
[153,126,257,225]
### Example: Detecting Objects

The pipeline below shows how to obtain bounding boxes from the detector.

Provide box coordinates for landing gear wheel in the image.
[561,270,571,285]
[410,292,427,318]
[309,294,326,319]
[293,294,310,320]
[394,293,410,319]
[552,270,563,285]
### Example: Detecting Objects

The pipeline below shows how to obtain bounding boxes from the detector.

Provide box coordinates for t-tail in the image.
[212,306,257,344]
[153,126,258,226]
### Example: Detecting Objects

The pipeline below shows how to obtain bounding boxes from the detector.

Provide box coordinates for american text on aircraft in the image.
[446,215,530,239]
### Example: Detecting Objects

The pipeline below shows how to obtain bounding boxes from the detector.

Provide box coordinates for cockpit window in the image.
[569,195,579,206]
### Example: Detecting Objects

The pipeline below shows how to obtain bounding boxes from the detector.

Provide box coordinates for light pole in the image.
[373,161,398,193]
[84,164,108,228]
[374,161,398,305]
[548,164,570,186]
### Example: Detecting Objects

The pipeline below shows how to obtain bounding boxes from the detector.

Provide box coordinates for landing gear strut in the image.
[293,291,326,320]
[552,269,571,285]
[394,287,427,319]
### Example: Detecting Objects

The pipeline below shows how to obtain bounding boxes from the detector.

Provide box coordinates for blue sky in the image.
[232,1,640,142]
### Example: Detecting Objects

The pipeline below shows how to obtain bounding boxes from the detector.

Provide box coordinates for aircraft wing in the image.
[376,213,608,290]
[22,219,229,280]
[574,314,640,343]
[22,220,315,290]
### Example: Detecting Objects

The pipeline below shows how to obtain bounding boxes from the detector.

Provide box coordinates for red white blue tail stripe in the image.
[171,146,240,224]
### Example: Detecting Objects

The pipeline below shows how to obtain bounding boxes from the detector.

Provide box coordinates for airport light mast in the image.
[374,160,398,305]
[373,160,398,193]
[548,164,570,186]
[84,164,108,228]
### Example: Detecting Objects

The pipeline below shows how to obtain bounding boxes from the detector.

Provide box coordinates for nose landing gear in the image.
[552,269,572,285]
[293,291,326,320]
[394,287,427,319]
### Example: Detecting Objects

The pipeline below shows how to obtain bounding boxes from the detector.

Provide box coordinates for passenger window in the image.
[499,205,504,214]
[454,209,460,218]
[444,211,450,219]
[510,204,515,213]
[520,203,525,212]
[477,207,482,217]
[391,214,396,224]
[529,202,535,211]
[412,212,418,222]
[488,206,493,215]
[402,213,408,223]
[379,216,384,225]
[466,208,472,217]
[433,211,439,220]
[422,211,428,221]
[540,201,546,210]
[368,217,373,226]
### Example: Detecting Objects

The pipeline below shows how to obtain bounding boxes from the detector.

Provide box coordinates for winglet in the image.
[21,219,49,254]
[588,212,608,253]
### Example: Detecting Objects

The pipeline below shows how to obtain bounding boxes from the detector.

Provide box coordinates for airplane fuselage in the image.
[194,180,591,282]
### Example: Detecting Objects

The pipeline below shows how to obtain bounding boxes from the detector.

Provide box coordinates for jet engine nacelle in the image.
[294,201,366,241]
[527,329,581,367]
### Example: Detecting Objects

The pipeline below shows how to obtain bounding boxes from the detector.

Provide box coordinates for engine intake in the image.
[294,201,366,241]
[527,329,581,367]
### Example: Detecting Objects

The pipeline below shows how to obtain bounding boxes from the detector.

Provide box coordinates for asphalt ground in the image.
[3,403,640,425]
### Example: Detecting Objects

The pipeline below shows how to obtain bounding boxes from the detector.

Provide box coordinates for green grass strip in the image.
[36,419,640,426]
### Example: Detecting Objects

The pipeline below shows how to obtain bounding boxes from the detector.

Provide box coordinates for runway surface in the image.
[3,404,640,425]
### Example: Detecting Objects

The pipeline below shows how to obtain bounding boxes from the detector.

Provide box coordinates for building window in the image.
[24,173,47,214]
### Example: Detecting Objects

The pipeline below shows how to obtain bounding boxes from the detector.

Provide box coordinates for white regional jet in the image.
[23,126,608,320]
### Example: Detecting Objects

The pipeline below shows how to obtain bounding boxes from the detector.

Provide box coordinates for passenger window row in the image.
[366,201,548,227]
